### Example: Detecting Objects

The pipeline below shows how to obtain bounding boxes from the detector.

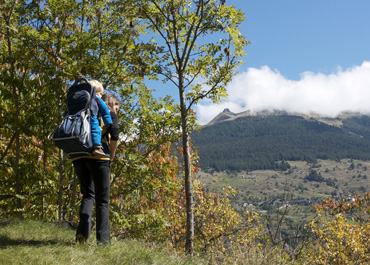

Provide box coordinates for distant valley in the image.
[195,158,370,239]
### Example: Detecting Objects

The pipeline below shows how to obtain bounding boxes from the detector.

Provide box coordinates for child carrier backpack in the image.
[48,78,99,158]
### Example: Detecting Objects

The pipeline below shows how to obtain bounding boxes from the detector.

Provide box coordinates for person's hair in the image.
[102,93,120,113]
[89,79,104,94]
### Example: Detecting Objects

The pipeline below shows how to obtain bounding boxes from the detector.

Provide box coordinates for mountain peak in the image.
[205,108,237,126]
[205,109,366,127]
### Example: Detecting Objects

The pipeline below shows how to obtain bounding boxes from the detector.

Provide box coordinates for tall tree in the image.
[0,0,143,220]
[137,0,249,254]
[0,0,45,219]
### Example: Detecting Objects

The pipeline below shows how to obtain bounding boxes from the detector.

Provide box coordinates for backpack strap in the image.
[101,125,111,144]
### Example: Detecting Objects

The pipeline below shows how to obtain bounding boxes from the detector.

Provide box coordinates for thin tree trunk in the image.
[6,10,23,219]
[69,170,78,221]
[15,131,23,220]
[55,64,65,221]
[12,80,22,220]
[58,150,65,221]
[54,41,66,221]
[179,84,194,255]
[42,138,47,220]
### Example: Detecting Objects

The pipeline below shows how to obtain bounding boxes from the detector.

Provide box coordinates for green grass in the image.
[0,219,206,265]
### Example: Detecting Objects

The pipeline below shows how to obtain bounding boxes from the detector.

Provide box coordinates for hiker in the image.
[73,85,121,245]
[88,80,113,156]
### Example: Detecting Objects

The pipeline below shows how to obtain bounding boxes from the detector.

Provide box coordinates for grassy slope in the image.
[0,219,206,265]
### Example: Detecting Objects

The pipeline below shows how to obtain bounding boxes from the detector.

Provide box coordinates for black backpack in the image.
[48,78,99,158]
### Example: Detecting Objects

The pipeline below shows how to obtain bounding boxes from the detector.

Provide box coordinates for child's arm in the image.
[96,97,113,126]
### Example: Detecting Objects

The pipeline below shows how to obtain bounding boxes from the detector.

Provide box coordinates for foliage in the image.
[304,169,337,187]
[309,193,370,264]
[0,0,166,220]
[109,136,265,263]
[150,180,265,264]
[138,0,249,105]
[8,1,370,264]
[305,170,325,182]
[192,183,263,264]
[136,0,249,254]
[0,1,259,261]
[110,139,182,238]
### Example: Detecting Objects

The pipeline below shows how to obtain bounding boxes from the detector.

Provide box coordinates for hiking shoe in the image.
[97,240,111,247]
[76,233,86,243]
[92,146,105,156]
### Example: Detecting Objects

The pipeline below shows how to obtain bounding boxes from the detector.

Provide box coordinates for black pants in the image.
[73,158,111,244]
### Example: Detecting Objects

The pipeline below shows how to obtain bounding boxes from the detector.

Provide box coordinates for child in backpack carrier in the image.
[89,80,113,156]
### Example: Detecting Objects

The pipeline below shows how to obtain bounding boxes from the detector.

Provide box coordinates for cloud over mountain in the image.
[196,61,370,125]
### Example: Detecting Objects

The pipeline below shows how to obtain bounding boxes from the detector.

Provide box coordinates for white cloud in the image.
[195,61,370,125]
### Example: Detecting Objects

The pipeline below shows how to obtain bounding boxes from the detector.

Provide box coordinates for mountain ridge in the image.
[205,108,365,127]
[192,110,370,172]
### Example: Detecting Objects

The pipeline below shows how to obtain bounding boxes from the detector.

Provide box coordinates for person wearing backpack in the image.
[72,83,121,245]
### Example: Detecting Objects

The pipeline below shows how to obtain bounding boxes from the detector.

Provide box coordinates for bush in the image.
[308,193,370,264]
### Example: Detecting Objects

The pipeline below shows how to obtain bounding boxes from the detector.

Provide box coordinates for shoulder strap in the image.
[101,125,111,144]
[70,78,99,117]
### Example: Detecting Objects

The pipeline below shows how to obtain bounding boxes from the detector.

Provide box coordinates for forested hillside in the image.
[191,114,370,171]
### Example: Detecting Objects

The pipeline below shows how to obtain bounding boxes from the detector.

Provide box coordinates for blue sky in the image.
[151,1,370,124]
[237,0,370,79]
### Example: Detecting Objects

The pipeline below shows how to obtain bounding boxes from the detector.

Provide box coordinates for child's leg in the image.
[90,115,102,147]
[90,115,105,156]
